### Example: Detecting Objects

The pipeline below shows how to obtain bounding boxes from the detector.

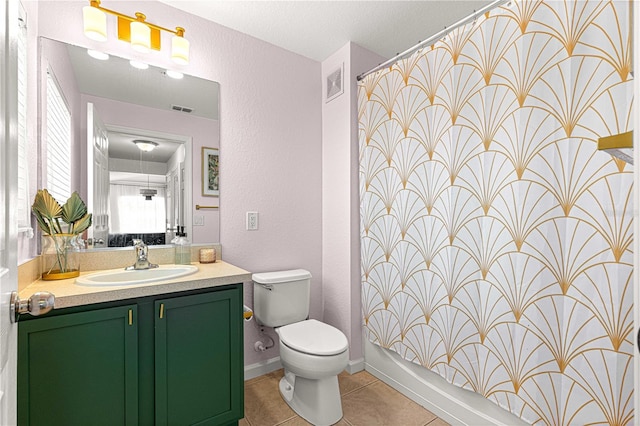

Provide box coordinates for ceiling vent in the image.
[171,104,193,113]
[325,63,344,103]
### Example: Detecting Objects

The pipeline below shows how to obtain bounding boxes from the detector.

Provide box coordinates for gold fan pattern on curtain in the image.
[358,0,633,424]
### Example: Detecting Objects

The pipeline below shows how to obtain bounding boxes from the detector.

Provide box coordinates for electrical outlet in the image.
[246,212,258,230]
[193,215,204,226]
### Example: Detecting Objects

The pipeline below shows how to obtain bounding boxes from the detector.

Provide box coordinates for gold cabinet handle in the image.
[159,303,164,319]
[128,309,133,326]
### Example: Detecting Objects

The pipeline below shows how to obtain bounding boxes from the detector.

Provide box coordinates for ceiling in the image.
[157,1,493,62]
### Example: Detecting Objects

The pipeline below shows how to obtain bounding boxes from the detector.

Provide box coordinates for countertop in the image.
[19,261,251,309]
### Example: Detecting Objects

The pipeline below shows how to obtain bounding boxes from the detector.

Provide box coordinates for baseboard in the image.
[346,357,365,374]
[244,356,282,381]
[364,340,528,426]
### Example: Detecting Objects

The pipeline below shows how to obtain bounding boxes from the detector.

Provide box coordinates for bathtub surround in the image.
[359,0,633,424]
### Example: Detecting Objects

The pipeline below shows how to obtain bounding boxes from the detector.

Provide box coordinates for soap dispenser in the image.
[174,226,191,265]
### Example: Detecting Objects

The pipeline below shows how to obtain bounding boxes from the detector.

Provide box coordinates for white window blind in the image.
[45,70,71,203]
[17,5,32,237]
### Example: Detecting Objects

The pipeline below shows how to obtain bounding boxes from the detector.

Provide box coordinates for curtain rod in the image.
[357,0,510,81]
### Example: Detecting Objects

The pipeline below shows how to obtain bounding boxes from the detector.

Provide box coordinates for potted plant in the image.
[32,189,92,280]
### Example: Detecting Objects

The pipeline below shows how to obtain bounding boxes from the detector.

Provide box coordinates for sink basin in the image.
[76,265,199,286]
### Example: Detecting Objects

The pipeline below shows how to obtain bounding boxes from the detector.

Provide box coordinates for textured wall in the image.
[34,0,322,366]
[358,0,633,424]
[322,42,385,364]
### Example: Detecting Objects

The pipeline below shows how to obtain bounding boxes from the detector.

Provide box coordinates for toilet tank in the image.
[252,269,311,327]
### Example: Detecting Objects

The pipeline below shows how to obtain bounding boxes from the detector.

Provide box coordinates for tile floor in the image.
[241,369,450,426]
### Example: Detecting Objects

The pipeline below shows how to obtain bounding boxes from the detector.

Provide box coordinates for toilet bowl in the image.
[276,319,349,426]
[252,270,349,426]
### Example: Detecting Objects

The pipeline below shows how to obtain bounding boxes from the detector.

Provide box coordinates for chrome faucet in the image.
[125,239,159,270]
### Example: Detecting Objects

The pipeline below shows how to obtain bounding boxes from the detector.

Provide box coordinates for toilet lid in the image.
[278,319,348,356]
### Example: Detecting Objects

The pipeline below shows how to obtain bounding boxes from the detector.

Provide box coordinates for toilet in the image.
[253,269,349,426]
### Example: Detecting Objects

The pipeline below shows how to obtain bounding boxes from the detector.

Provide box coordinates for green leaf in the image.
[61,191,88,225]
[32,189,92,236]
[32,189,62,235]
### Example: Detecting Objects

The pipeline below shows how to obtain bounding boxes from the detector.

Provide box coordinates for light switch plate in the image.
[193,215,204,226]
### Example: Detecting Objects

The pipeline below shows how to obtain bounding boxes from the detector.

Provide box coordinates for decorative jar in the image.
[42,234,81,280]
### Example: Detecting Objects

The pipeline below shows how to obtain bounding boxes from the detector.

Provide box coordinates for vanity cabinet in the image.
[154,290,243,425]
[18,284,244,426]
[18,305,139,425]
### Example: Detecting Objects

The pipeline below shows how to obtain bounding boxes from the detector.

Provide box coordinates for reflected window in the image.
[17,5,32,236]
[45,70,71,202]
[109,184,166,233]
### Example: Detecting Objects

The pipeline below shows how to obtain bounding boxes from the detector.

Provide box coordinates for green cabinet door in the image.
[154,286,243,426]
[18,305,139,426]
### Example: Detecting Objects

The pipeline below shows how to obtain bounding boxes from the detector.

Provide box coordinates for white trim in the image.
[244,356,282,381]
[364,340,527,426]
[345,357,364,374]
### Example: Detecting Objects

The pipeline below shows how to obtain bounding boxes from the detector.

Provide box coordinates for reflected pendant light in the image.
[140,188,157,200]
[140,175,157,200]
[171,27,190,65]
[83,3,107,42]
[130,13,151,53]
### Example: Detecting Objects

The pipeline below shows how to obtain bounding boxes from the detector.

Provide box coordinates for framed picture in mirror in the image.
[202,147,219,197]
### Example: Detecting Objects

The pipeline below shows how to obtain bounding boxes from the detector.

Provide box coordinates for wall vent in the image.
[325,63,344,103]
[171,104,194,113]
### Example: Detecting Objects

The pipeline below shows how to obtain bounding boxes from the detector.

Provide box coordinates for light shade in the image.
[133,140,158,152]
[83,5,107,42]
[130,15,151,53]
[171,34,190,65]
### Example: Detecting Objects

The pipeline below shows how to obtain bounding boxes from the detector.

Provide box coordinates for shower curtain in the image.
[358,0,634,424]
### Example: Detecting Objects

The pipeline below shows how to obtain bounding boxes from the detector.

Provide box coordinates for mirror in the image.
[39,37,220,248]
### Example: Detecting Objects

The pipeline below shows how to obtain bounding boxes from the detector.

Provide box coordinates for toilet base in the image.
[279,371,343,426]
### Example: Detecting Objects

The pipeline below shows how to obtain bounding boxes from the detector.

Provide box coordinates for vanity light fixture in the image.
[82,0,190,65]
[133,140,158,152]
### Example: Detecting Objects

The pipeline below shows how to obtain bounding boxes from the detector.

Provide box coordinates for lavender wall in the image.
[321,43,385,366]
[34,0,323,366]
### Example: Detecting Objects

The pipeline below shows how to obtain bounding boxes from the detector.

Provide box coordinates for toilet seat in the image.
[278,319,348,356]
